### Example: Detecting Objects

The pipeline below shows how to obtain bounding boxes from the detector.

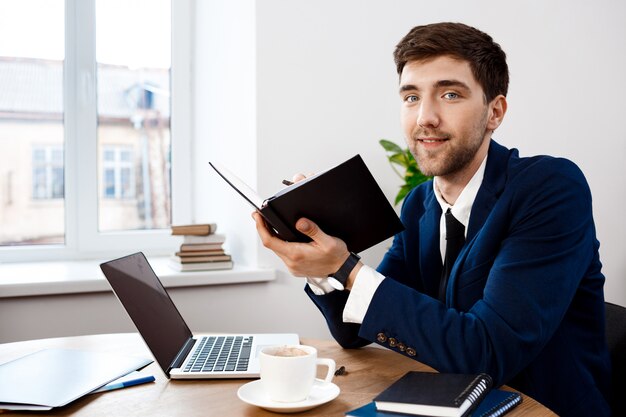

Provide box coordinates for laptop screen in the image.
[100,252,193,375]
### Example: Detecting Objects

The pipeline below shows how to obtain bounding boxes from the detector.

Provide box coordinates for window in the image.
[101,146,135,200]
[32,146,65,200]
[0,0,192,261]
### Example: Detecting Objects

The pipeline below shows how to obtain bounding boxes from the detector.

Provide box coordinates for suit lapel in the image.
[446,140,512,305]
[419,188,443,298]
[467,140,510,241]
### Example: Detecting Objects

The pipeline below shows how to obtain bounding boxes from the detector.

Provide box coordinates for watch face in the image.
[326,277,345,291]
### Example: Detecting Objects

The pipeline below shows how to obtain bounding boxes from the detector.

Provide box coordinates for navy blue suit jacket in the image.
[306,140,611,417]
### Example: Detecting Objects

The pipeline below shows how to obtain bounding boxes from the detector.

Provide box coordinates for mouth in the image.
[417,137,448,144]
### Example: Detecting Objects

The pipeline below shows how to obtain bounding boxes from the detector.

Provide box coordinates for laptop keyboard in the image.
[183,336,253,373]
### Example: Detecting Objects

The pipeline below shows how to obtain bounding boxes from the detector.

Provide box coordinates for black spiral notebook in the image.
[470,389,522,417]
[373,371,493,417]
[210,155,404,253]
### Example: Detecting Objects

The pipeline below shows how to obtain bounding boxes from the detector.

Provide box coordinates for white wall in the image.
[191,0,333,340]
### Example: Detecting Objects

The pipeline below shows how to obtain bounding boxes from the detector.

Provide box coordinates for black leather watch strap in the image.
[327,252,361,291]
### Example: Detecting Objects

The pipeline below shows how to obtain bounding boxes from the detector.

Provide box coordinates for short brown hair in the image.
[394,22,509,102]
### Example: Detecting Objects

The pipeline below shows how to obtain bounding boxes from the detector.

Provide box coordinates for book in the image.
[171,223,217,236]
[373,371,493,417]
[470,389,521,417]
[168,259,234,272]
[181,233,226,244]
[210,155,404,254]
[347,390,520,417]
[170,254,232,263]
[174,249,226,257]
[179,243,225,252]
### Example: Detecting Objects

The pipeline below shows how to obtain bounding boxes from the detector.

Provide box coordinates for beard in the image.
[409,109,490,177]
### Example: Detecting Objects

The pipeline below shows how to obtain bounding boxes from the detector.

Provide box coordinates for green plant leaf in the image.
[379,139,404,154]
[380,139,432,205]
[389,153,408,167]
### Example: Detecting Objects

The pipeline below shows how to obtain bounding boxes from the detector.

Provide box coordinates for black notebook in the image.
[210,155,404,253]
[373,371,493,417]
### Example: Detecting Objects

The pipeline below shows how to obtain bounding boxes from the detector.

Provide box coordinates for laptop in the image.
[100,252,299,379]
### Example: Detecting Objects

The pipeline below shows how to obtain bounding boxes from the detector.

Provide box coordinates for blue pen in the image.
[92,373,155,393]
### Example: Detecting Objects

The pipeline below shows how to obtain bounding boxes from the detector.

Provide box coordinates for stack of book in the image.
[346,371,521,417]
[169,223,233,272]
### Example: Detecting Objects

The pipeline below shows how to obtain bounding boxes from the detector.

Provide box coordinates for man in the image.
[253,22,610,416]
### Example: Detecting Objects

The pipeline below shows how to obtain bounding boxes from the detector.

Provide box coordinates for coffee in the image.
[260,344,336,402]
[272,346,308,357]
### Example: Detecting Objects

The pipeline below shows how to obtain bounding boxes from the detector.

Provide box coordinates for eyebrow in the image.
[399,79,471,94]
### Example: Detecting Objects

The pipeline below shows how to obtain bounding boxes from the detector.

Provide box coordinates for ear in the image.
[486,95,507,131]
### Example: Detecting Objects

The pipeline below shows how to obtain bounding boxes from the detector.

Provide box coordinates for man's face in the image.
[399,56,492,178]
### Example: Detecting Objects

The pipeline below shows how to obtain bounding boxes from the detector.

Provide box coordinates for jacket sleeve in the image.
[304,285,370,348]
[358,158,602,386]
[303,184,425,349]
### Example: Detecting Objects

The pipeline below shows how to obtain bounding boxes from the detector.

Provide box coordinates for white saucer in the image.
[237,379,340,413]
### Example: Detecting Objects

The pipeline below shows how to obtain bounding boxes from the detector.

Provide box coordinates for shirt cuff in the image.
[342,265,385,324]
[306,276,337,295]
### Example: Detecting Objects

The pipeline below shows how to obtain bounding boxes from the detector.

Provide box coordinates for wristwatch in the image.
[327,252,361,291]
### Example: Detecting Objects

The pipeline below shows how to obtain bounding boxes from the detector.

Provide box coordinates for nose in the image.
[416,98,440,129]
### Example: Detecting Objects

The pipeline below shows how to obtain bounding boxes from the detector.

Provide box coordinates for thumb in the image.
[296,217,348,256]
[296,218,330,244]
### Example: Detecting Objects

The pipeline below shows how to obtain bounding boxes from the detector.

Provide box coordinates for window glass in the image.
[0,0,65,245]
[96,0,172,232]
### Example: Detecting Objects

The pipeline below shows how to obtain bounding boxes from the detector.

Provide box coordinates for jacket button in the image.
[376,333,387,343]
[406,347,417,357]
[388,338,397,347]
[397,342,406,352]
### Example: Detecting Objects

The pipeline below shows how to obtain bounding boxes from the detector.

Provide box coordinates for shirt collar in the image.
[433,154,488,229]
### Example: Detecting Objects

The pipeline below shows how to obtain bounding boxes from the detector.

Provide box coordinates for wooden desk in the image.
[0,333,556,416]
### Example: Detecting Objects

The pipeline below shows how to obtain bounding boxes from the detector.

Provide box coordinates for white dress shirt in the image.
[308,154,488,324]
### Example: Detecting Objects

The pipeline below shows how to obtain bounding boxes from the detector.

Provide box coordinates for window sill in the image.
[0,257,276,298]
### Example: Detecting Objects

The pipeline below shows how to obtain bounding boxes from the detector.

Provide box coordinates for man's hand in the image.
[252,212,350,279]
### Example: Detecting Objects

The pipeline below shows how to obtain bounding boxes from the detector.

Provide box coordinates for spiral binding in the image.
[478,392,522,417]
[454,373,493,405]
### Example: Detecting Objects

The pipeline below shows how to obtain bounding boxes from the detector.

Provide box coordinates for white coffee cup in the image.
[259,344,336,403]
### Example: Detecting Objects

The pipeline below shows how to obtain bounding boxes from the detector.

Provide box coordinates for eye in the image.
[404,95,419,103]
[443,92,459,100]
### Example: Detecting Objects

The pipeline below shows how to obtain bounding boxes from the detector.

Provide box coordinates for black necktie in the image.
[439,208,465,301]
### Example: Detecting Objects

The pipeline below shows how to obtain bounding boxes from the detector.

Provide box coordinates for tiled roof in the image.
[0,57,170,118]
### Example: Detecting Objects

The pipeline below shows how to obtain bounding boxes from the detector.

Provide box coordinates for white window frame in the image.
[1,0,193,262]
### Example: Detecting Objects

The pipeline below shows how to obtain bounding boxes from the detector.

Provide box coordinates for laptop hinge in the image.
[168,337,196,375]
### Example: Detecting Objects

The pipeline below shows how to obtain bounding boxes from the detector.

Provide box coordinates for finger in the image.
[252,211,274,242]
[295,217,340,250]
[291,173,307,183]
[295,217,349,273]
[252,212,290,253]
[252,212,309,273]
